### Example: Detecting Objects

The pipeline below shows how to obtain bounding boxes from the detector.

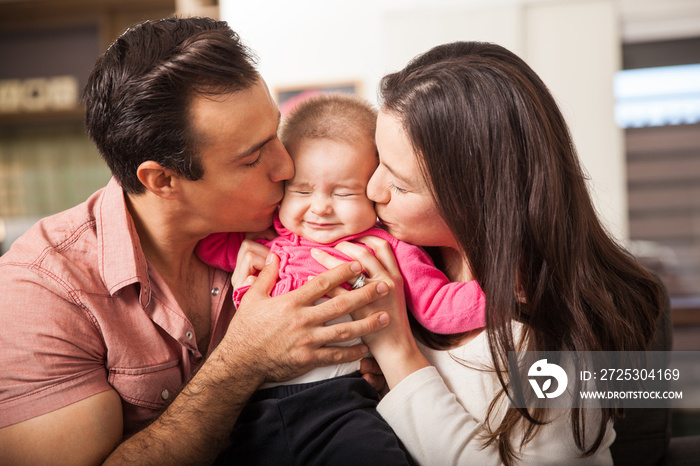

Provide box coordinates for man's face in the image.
[183,79,294,235]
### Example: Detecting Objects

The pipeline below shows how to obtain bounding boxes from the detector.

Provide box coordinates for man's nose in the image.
[270,139,295,182]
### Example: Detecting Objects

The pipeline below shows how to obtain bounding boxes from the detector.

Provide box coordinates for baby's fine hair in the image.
[279,93,377,151]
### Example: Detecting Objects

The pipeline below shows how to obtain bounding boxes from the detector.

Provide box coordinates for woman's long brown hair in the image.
[380,41,665,464]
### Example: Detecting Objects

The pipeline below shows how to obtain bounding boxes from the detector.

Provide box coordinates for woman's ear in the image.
[136,161,181,199]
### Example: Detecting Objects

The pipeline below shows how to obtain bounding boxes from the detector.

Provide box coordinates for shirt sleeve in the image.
[392,241,486,334]
[0,266,111,428]
[232,285,250,307]
[377,366,502,466]
[195,232,246,272]
[377,366,615,466]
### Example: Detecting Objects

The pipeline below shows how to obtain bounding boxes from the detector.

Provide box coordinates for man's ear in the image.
[136,161,182,199]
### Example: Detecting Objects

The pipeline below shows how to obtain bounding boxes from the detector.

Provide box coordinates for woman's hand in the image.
[311,237,430,389]
[230,230,275,290]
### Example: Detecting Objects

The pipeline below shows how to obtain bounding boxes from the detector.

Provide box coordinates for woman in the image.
[314,41,664,464]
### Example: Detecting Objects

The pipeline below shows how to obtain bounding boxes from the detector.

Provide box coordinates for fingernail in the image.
[310,248,319,257]
[361,345,369,354]
[265,253,274,265]
[376,282,389,295]
[350,262,362,273]
[379,313,390,325]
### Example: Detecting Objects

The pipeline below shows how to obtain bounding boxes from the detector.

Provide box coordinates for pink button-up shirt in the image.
[0,178,235,435]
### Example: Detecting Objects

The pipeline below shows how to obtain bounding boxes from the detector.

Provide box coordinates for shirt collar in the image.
[96,177,151,304]
[273,212,295,239]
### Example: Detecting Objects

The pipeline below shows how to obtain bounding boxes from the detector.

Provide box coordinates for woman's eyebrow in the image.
[382,161,412,185]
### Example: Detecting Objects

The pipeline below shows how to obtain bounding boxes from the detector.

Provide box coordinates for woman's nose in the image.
[367,169,389,204]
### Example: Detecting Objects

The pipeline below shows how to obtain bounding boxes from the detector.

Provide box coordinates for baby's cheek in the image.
[277,202,300,229]
[357,201,380,229]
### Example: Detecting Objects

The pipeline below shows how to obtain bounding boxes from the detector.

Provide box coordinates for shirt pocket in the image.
[108,360,183,410]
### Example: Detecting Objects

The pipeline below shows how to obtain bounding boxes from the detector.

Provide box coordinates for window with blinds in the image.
[620,37,700,322]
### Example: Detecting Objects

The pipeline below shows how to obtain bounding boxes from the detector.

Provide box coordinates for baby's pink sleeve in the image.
[393,241,486,334]
[232,285,250,307]
[195,232,246,272]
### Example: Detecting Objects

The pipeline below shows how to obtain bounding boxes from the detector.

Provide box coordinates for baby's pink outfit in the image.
[196,215,485,334]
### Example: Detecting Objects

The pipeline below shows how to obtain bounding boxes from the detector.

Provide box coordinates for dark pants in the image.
[215,373,415,465]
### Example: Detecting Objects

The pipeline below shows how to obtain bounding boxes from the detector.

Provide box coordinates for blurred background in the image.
[1,0,699,435]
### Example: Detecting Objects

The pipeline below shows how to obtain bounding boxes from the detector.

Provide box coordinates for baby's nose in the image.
[310,195,333,215]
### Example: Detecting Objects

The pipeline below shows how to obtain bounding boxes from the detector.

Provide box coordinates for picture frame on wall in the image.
[275,81,361,116]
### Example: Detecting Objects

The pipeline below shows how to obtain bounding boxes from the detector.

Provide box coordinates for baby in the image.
[197,94,485,464]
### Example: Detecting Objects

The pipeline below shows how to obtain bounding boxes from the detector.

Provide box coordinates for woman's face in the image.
[368,110,457,249]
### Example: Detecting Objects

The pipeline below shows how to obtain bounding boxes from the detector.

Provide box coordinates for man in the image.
[0,17,389,464]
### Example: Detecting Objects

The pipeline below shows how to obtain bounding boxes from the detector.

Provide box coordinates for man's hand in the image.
[223,252,391,384]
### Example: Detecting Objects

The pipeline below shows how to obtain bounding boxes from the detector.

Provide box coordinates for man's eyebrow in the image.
[234,111,282,161]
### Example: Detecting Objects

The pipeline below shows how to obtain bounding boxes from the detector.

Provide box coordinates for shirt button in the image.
[161,389,170,400]
[211,287,220,296]
[185,331,193,340]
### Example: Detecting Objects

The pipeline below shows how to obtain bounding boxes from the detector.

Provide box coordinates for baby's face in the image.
[278,137,378,244]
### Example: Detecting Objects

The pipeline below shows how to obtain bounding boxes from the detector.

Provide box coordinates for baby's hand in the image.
[230,232,273,290]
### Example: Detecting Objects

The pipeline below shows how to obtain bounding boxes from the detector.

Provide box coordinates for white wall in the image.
[221,0,627,241]
[524,1,625,240]
[221,0,527,105]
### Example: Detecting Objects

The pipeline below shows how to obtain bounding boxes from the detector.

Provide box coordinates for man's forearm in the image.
[104,342,262,465]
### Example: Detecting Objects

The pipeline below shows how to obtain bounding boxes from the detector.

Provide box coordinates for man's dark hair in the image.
[83,17,260,194]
